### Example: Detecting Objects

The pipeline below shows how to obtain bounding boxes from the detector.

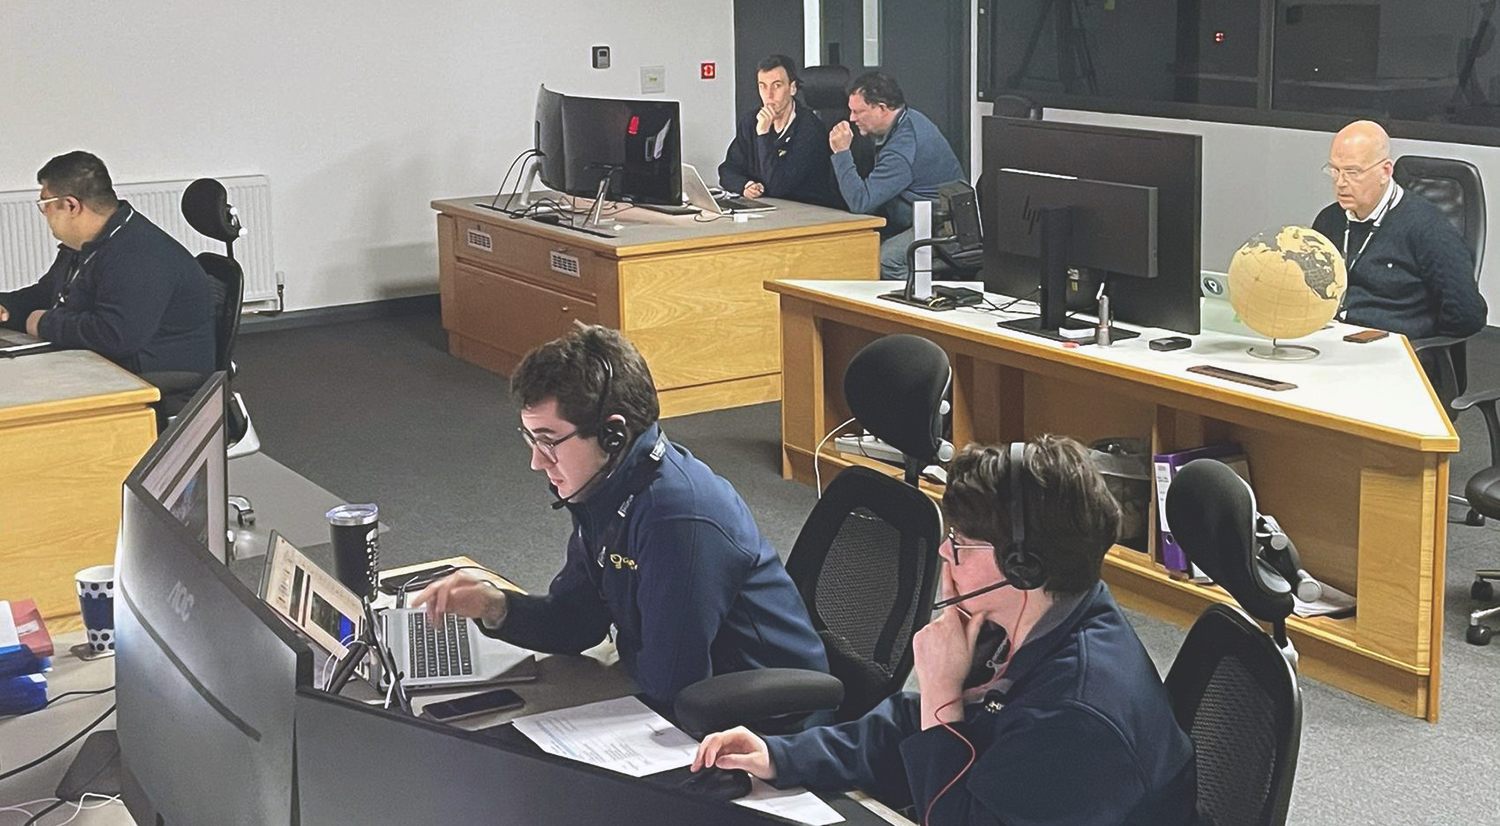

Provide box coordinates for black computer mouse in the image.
[677,767,753,802]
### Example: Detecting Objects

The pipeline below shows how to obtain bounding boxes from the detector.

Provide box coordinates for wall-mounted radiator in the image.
[0,175,277,301]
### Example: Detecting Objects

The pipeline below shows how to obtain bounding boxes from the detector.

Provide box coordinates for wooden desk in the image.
[432,196,882,417]
[772,280,1458,720]
[0,351,159,620]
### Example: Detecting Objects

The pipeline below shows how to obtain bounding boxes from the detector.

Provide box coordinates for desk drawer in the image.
[452,218,607,297]
[451,263,598,356]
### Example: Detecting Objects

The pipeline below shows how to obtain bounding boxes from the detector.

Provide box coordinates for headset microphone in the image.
[932,578,1013,610]
[549,457,618,510]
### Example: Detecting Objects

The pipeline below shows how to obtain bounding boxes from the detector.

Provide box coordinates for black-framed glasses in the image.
[945,528,993,566]
[517,425,583,463]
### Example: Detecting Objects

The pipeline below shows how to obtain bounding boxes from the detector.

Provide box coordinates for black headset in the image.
[998,441,1047,591]
[589,349,629,455]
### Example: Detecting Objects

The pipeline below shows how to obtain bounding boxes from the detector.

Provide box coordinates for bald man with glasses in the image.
[1310,121,1486,342]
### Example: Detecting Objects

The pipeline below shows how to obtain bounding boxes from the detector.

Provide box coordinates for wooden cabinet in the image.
[434,197,882,417]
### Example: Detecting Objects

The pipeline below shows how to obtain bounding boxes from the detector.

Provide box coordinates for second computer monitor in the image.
[533,85,683,206]
[982,117,1202,335]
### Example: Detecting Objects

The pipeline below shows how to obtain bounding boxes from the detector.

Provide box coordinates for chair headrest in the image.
[844,335,950,466]
[181,178,242,244]
[1163,459,1294,623]
[799,64,852,111]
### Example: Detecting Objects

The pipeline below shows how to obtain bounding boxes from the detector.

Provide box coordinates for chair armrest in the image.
[1451,386,1500,413]
[1409,334,1471,352]
[139,371,207,395]
[673,668,843,737]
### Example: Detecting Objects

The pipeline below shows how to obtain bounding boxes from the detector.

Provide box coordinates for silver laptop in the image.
[0,328,50,356]
[382,607,538,690]
[681,163,776,215]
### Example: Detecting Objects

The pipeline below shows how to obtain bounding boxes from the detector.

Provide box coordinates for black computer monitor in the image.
[982,117,1202,335]
[134,372,228,561]
[116,375,313,826]
[533,86,682,206]
[294,688,889,825]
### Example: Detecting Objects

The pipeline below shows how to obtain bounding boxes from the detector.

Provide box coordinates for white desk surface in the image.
[774,280,1457,449]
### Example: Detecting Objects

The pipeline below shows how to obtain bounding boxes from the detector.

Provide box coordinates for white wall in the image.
[0,1,736,311]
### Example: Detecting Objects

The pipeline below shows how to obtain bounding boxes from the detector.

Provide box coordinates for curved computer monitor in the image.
[134,371,228,561]
[116,373,313,826]
[533,85,682,206]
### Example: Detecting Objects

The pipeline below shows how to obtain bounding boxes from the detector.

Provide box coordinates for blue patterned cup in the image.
[76,565,115,654]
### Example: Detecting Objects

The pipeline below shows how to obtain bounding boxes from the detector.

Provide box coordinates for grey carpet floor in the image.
[236,311,1500,826]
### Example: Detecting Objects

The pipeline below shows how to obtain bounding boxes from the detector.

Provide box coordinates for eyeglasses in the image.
[945,528,994,566]
[35,196,62,214]
[517,425,582,463]
[1321,159,1388,183]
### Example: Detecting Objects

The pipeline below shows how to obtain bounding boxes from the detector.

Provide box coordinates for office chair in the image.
[181,178,261,527]
[799,64,875,179]
[674,335,948,735]
[1164,459,1304,826]
[1444,386,1500,644]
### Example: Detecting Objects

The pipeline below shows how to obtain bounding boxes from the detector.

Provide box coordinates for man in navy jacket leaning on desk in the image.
[694,437,1198,826]
[0,151,214,377]
[415,323,828,708]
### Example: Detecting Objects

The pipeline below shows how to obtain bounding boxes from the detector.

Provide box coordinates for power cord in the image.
[813,417,859,498]
[0,704,116,783]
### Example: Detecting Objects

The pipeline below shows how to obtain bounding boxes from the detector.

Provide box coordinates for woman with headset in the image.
[694,436,1197,826]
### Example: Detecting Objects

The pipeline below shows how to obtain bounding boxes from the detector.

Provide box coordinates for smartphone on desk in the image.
[421,688,525,723]
[1342,329,1390,344]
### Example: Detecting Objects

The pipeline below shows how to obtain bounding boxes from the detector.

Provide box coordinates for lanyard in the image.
[1341,185,1400,273]
[56,206,134,307]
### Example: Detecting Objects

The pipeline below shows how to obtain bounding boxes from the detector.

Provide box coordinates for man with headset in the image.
[693,436,1197,826]
[414,323,828,708]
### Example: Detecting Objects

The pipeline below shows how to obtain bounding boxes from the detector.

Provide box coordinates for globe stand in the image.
[1247,339,1320,361]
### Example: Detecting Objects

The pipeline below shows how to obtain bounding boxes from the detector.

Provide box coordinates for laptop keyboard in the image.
[408,612,474,679]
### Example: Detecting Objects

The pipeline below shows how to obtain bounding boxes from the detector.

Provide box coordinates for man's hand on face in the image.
[829,121,854,154]
[755,105,776,136]
[0,304,9,323]
[743,182,765,199]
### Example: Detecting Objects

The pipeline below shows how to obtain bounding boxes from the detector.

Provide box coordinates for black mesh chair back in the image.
[800,64,875,179]
[181,179,252,448]
[784,465,943,721]
[1165,604,1302,826]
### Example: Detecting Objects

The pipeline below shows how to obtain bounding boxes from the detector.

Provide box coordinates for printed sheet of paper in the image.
[736,779,845,825]
[510,695,698,777]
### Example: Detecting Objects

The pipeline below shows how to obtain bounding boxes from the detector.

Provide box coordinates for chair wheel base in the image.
[1466,509,1486,527]
[1473,580,1495,601]
[1466,624,1493,646]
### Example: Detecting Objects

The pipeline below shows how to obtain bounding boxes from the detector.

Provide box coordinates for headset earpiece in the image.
[599,414,628,455]
[999,441,1047,591]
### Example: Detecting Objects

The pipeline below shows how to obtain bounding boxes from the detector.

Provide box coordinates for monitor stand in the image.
[997,315,1139,345]
[994,207,1140,345]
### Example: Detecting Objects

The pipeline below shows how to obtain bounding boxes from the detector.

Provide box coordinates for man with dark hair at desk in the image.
[693,437,1197,826]
[0,151,215,379]
[717,54,839,207]
[829,71,965,281]
[1311,120,1486,342]
[414,323,828,708]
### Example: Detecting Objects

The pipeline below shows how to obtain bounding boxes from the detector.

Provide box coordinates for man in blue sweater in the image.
[694,437,1197,826]
[829,72,965,280]
[1311,121,1486,341]
[718,55,839,208]
[415,323,828,708]
[0,152,214,377]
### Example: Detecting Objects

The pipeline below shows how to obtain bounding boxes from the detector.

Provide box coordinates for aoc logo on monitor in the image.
[168,581,195,622]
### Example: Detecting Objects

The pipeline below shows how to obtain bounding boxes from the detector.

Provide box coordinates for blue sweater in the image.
[832,107,965,236]
[0,201,215,375]
[488,425,829,706]
[1311,191,1487,339]
[718,101,840,208]
[764,582,1197,826]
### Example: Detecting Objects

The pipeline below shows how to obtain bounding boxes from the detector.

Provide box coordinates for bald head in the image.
[1327,120,1394,220]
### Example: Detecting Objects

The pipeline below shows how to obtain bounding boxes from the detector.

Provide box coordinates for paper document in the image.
[0,602,18,649]
[736,779,845,825]
[1293,581,1356,618]
[511,696,697,777]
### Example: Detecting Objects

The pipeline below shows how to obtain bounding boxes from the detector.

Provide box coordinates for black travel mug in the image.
[327,503,380,600]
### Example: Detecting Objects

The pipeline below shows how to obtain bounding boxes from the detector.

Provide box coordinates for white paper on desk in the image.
[510,695,697,777]
[0,602,18,649]
[736,778,845,825]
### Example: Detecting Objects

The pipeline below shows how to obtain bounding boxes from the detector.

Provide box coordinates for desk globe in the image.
[1227,225,1347,360]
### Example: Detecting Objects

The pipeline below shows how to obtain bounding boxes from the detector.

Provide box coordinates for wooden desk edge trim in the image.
[768,281,1459,453]
[0,389,160,427]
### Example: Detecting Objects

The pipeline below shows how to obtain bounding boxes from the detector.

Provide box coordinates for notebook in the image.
[0,328,50,356]
[681,163,776,215]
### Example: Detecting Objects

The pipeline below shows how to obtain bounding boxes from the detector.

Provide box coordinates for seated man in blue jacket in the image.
[0,151,215,379]
[718,54,839,208]
[415,323,829,708]
[694,436,1198,826]
[830,71,965,280]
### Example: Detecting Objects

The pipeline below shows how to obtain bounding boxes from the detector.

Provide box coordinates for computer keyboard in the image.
[408,612,474,679]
